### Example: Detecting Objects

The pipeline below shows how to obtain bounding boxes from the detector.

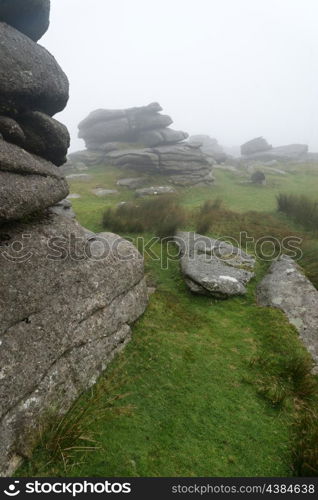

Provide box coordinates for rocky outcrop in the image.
[241,137,308,162]
[106,143,214,186]
[0,215,148,476]
[188,135,227,163]
[72,104,213,186]
[244,144,309,162]
[257,256,318,369]
[78,103,188,150]
[0,2,148,476]
[175,232,255,298]
[241,137,272,156]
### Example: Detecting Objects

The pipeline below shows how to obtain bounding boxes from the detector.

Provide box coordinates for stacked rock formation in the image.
[0,1,148,476]
[0,0,70,220]
[78,102,188,150]
[71,104,214,186]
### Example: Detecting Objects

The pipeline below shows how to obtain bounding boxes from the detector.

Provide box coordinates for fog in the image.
[42,0,318,153]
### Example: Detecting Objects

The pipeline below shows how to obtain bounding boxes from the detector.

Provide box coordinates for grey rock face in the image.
[78,103,173,147]
[257,256,318,368]
[0,116,26,146]
[78,102,163,130]
[107,143,213,186]
[0,0,50,41]
[18,111,70,166]
[135,186,177,197]
[78,103,191,153]
[139,128,188,147]
[0,140,69,221]
[175,232,255,298]
[241,137,272,156]
[0,22,69,115]
[0,214,148,476]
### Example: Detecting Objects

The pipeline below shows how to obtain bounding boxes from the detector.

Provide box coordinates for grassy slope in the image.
[18,164,318,477]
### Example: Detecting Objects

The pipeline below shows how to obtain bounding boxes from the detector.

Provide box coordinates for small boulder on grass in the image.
[251,170,266,185]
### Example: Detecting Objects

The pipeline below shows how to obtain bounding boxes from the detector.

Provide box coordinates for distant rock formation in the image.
[106,143,214,186]
[241,137,272,156]
[0,1,148,476]
[175,232,255,298]
[257,255,318,371]
[71,104,214,187]
[78,102,188,150]
[188,135,227,163]
[241,137,308,162]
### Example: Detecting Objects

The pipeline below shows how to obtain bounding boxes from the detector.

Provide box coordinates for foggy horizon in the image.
[42,0,318,153]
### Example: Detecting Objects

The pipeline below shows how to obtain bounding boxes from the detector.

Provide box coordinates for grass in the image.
[16,160,318,477]
[277,193,318,232]
[102,195,186,239]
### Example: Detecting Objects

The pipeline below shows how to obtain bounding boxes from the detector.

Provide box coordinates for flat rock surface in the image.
[175,232,255,298]
[257,255,318,367]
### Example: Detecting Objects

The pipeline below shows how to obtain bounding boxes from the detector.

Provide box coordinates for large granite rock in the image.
[257,255,318,369]
[0,140,69,221]
[175,232,255,298]
[188,135,227,163]
[0,22,69,115]
[0,0,50,41]
[0,214,148,476]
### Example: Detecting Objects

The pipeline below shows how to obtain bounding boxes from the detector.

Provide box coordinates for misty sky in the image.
[42,0,318,152]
